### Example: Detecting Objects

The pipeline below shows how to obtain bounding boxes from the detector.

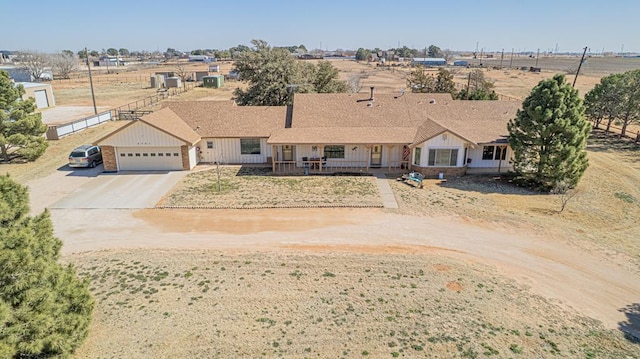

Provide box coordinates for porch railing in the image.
[273,160,409,174]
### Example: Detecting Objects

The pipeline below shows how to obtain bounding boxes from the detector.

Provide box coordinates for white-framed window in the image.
[413,147,421,166]
[324,145,345,159]
[482,145,507,160]
[482,146,495,160]
[240,138,261,155]
[206,141,214,149]
[427,149,458,167]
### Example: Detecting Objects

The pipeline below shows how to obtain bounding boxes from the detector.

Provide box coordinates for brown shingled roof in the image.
[94,107,201,145]
[288,93,520,146]
[422,101,521,145]
[290,93,453,128]
[140,108,201,145]
[166,101,286,138]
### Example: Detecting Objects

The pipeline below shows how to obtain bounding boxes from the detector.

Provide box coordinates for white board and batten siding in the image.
[198,138,272,164]
[286,144,403,168]
[188,146,197,169]
[101,121,188,171]
[102,121,186,147]
[414,131,467,167]
[466,145,514,173]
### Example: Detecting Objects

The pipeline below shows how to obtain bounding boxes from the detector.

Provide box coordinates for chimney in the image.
[370,87,375,101]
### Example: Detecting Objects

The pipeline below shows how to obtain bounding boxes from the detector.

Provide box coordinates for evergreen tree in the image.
[313,61,350,93]
[407,66,436,93]
[508,74,590,190]
[0,71,48,162]
[427,45,444,58]
[0,175,94,358]
[434,68,456,94]
[355,48,371,61]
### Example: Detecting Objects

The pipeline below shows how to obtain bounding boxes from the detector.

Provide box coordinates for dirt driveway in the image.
[50,207,640,336]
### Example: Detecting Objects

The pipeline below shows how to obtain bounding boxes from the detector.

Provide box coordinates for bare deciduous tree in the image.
[442,49,455,63]
[174,64,190,84]
[347,75,362,93]
[551,181,579,213]
[50,52,77,79]
[15,50,50,81]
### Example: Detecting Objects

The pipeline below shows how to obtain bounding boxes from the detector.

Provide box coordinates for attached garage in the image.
[95,111,201,172]
[116,146,184,171]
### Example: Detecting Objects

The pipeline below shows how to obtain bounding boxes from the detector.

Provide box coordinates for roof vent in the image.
[369,87,375,101]
[367,101,373,107]
[429,99,436,104]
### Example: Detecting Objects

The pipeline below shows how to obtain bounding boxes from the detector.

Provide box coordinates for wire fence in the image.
[112,82,198,119]
[46,82,199,140]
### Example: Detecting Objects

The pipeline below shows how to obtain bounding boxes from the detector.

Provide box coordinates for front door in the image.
[282,145,294,161]
[370,145,382,167]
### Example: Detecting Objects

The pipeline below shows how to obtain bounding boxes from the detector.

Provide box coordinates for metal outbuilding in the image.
[411,58,447,67]
[202,75,224,88]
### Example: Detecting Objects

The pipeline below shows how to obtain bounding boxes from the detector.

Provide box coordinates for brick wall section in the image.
[101,146,118,172]
[411,165,467,179]
[181,145,190,170]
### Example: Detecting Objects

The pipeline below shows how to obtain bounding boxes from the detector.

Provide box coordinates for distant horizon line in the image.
[1,47,639,56]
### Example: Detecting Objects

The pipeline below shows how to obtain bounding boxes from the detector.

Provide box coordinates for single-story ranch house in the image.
[95,91,522,177]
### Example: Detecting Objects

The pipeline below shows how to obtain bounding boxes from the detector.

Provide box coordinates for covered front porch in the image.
[269,143,410,174]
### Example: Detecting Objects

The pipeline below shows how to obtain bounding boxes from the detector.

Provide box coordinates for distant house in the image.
[95,56,124,67]
[411,58,447,67]
[96,92,521,176]
[453,60,468,66]
[0,66,53,81]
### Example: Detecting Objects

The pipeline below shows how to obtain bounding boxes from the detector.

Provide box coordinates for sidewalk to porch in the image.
[371,170,399,209]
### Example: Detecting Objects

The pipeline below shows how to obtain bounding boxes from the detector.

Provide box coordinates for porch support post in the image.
[318,145,324,171]
[272,145,277,172]
[388,145,395,171]
[366,145,371,172]
[497,145,506,173]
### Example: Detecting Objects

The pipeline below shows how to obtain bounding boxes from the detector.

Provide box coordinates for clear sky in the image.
[3,0,639,54]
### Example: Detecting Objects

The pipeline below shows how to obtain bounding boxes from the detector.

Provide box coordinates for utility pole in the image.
[85,47,97,115]
[572,46,588,88]
[535,48,540,67]
[500,49,504,68]
[510,48,514,68]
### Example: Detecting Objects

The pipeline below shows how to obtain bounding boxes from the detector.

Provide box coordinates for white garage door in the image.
[34,90,49,108]
[116,147,183,171]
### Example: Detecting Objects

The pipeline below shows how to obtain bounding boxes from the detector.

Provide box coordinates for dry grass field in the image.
[8,56,639,358]
[68,249,636,358]
[50,61,238,108]
[323,58,608,100]
[157,166,382,208]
